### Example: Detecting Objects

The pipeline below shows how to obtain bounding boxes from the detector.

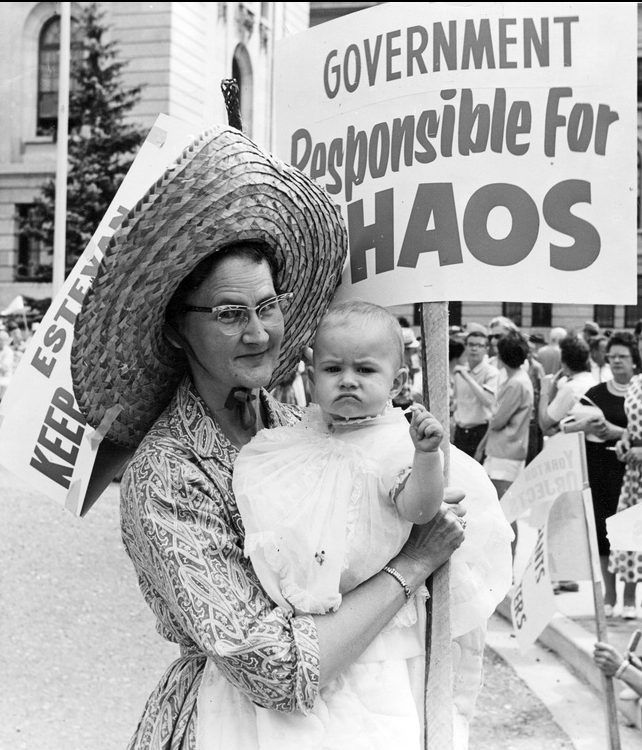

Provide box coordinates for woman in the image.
[565,332,635,616]
[538,335,596,437]
[481,331,533,559]
[70,127,470,748]
[610,334,642,620]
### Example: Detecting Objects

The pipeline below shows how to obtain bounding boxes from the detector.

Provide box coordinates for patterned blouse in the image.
[120,377,319,749]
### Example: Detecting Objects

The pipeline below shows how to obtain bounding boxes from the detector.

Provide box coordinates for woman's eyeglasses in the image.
[605,353,632,361]
[182,292,294,336]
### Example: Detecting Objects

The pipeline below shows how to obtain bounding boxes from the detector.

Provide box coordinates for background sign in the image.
[0,115,197,514]
[275,2,636,306]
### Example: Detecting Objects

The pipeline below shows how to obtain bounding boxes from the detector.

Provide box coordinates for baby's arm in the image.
[395,406,444,524]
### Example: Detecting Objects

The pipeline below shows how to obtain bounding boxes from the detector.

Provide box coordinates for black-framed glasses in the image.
[605,353,632,361]
[182,292,294,336]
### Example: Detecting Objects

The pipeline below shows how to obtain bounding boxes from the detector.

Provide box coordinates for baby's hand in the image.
[408,405,443,452]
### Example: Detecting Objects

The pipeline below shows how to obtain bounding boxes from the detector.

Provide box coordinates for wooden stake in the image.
[421,301,453,749]
[580,480,621,750]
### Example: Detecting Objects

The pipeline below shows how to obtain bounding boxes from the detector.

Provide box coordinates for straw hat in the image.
[71,126,347,449]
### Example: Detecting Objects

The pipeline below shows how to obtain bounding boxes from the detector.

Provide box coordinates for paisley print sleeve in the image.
[122,441,320,714]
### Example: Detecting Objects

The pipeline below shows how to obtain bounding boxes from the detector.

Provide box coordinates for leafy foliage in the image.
[19,3,145,279]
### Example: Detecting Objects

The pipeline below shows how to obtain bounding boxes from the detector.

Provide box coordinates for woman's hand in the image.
[581,414,607,437]
[392,498,465,587]
[593,642,624,677]
[626,446,642,467]
[615,433,630,462]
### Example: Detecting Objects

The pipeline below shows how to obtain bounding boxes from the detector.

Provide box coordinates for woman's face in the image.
[607,344,635,382]
[174,256,284,398]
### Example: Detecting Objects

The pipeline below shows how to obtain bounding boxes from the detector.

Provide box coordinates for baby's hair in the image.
[315,299,405,369]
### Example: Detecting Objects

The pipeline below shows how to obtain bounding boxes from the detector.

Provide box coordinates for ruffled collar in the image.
[303,401,406,433]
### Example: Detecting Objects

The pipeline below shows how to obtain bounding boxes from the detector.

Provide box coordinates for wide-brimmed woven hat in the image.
[71,126,347,449]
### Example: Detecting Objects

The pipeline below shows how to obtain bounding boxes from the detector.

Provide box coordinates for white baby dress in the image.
[197,404,513,750]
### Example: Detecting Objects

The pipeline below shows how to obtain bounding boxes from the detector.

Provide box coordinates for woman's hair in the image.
[315,299,405,369]
[165,241,281,322]
[607,330,641,370]
[497,331,530,369]
[559,335,590,373]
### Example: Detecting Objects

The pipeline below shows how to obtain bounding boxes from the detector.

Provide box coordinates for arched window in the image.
[232,44,253,137]
[37,15,82,135]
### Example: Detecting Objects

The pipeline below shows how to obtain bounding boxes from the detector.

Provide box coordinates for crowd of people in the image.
[274,316,642,627]
[0,319,32,400]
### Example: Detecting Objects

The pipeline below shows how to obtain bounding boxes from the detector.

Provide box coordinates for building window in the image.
[531,303,552,328]
[594,305,615,329]
[37,15,82,136]
[15,205,52,281]
[502,302,522,328]
[624,275,642,329]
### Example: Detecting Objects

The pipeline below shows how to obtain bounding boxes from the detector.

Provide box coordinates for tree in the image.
[19,3,146,279]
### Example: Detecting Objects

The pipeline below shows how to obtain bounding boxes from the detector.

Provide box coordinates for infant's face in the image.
[311,323,405,420]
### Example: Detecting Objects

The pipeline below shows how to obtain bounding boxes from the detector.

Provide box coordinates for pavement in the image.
[495,520,642,742]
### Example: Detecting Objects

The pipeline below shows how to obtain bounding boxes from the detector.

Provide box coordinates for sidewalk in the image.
[497,567,642,734]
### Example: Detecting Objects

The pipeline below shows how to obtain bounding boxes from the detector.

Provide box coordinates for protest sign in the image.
[275,2,636,306]
[500,432,585,525]
[502,434,595,646]
[606,503,642,553]
[0,114,197,515]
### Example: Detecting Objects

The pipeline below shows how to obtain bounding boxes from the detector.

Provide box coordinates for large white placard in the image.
[0,115,198,514]
[275,2,636,306]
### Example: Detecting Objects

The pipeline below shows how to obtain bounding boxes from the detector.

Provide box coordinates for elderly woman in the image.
[71,127,469,749]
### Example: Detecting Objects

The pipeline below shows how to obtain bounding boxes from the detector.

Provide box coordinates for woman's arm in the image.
[124,446,464,710]
[453,367,496,409]
[314,501,465,685]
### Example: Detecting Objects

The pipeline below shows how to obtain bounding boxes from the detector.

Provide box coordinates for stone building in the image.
[1,1,641,334]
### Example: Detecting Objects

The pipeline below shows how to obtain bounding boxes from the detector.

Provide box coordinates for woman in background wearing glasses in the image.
[564,332,637,617]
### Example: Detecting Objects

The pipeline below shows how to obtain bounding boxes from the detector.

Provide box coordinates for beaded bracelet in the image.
[615,660,629,679]
[382,566,413,601]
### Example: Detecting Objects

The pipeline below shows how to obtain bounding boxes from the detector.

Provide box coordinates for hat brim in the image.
[71,127,347,448]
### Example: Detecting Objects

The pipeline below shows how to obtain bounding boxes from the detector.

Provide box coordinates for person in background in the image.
[0,329,15,400]
[449,337,466,440]
[536,326,567,375]
[589,335,613,383]
[610,337,642,620]
[480,331,533,560]
[401,326,422,390]
[582,320,601,345]
[563,331,635,616]
[528,332,546,359]
[452,331,499,459]
[538,335,596,438]
[538,335,596,594]
[270,360,309,407]
[487,316,519,367]
[525,344,546,465]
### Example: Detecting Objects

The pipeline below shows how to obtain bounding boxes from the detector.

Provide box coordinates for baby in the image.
[232,300,513,749]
